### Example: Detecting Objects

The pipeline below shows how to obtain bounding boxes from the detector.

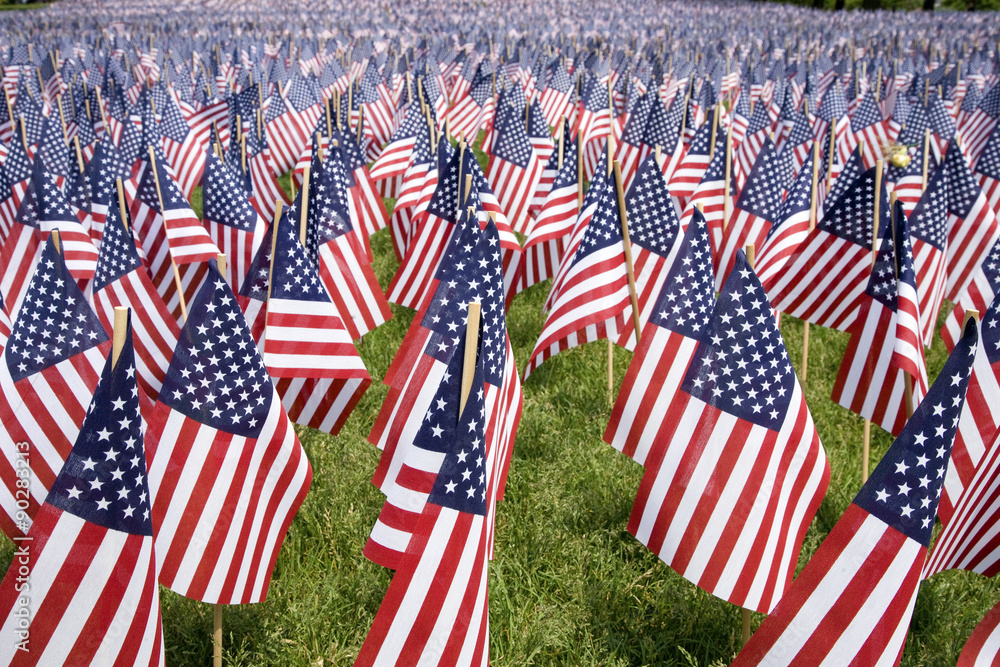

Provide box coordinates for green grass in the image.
[6,147,1000,665]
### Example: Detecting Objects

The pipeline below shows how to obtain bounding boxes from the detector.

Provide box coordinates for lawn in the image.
[6,148,1000,666]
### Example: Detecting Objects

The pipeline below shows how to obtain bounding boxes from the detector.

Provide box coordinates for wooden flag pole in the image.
[147,146,189,322]
[111,306,129,369]
[260,200,285,358]
[825,122,836,190]
[801,140,821,384]
[709,104,720,161]
[557,118,565,171]
[742,243,757,646]
[722,124,733,231]
[73,136,86,178]
[613,159,641,346]
[871,160,883,265]
[861,161,884,484]
[460,302,482,417]
[921,128,931,191]
[299,165,310,245]
[577,132,584,211]
[115,178,130,232]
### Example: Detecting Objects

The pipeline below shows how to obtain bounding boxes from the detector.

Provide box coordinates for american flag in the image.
[629,249,829,613]
[83,142,133,246]
[936,295,1000,526]
[258,202,372,433]
[127,149,220,319]
[765,166,886,332]
[953,601,1000,667]
[201,148,267,294]
[156,92,206,199]
[247,118,290,223]
[613,91,653,191]
[89,190,179,403]
[814,81,856,174]
[487,101,543,233]
[890,144,933,218]
[519,131,579,297]
[525,169,630,378]
[528,117,569,220]
[778,105,813,175]
[525,102,556,207]
[734,103,777,182]
[718,138,792,291]
[386,117,436,260]
[577,75,612,182]
[974,125,1000,228]
[668,120,718,207]
[755,150,815,288]
[539,60,573,128]
[927,92,957,145]
[0,236,110,539]
[678,133,732,268]
[369,103,423,184]
[146,259,312,604]
[446,74,494,142]
[733,320,977,665]
[37,116,71,178]
[819,142,864,219]
[387,142,459,310]
[265,74,323,175]
[303,144,392,340]
[852,90,893,168]
[337,129,391,240]
[961,85,999,168]
[605,207,714,465]
[0,320,164,666]
[832,199,928,436]
[367,211,520,571]
[356,332,493,666]
[943,139,999,302]
[909,165,951,347]
[614,153,681,350]
[357,65,395,150]
[0,160,99,319]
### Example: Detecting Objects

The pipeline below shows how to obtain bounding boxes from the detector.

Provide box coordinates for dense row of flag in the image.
[0,0,999,663]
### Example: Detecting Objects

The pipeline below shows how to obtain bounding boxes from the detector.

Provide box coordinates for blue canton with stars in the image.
[270,204,329,303]
[624,154,678,257]
[421,209,508,389]
[47,319,153,536]
[643,93,680,151]
[823,144,865,216]
[735,139,787,222]
[16,161,79,229]
[976,127,1000,182]
[852,91,885,131]
[571,170,623,263]
[772,151,813,229]
[910,166,949,251]
[854,319,978,546]
[865,200,914,311]
[5,237,109,382]
[93,193,143,292]
[425,148,461,223]
[203,150,259,232]
[944,140,983,220]
[239,223,273,303]
[493,103,533,170]
[303,144,355,263]
[159,260,273,439]
[681,251,795,429]
[981,293,1000,365]
[426,331,488,515]
[819,166,885,248]
[649,208,715,338]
